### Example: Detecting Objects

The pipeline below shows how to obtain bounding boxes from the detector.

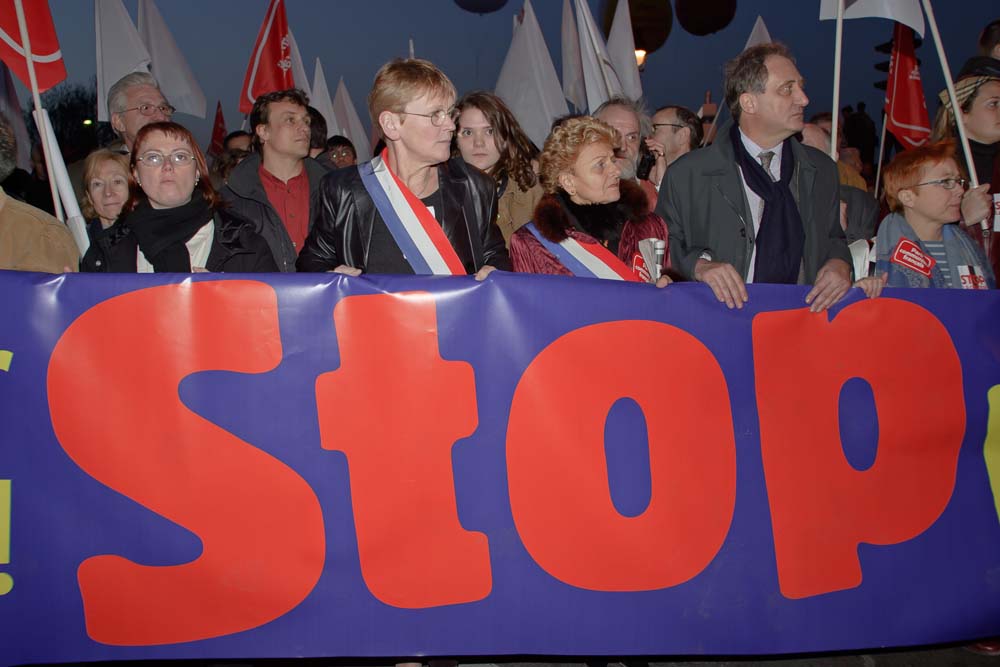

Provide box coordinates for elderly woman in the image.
[454,91,543,244]
[876,140,995,289]
[509,116,671,286]
[115,121,276,272]
[80,148,137,272]
[297,58,508,277]
[931,58,1000,279]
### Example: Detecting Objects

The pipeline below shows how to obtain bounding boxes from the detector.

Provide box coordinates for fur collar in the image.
[532,178,650,243]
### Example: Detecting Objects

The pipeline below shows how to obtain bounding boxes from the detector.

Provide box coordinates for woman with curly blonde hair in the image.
[509,116,671,286]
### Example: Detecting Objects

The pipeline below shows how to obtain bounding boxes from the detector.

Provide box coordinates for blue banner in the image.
[0,269,998,665]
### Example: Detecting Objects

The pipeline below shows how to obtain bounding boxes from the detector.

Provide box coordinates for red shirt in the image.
[259,165,310,251]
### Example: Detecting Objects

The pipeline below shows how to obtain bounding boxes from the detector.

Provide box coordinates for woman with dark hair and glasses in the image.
[454,91,543,244]
[876,140,994,289]
[113,121,276,273]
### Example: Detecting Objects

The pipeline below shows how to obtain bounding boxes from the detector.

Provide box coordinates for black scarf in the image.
[730,123,804,284]
[557,191,624,254]
[126,195,213,272]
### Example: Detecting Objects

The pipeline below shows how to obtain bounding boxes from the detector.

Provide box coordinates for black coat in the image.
[296,157,510,273]
[80,206,277,273]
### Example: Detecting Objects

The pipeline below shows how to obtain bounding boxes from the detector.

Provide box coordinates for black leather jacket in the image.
[296,157,510,273]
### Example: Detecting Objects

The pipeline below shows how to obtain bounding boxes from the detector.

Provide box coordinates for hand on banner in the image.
[805,259,852,313]
[694,259,748,309]
[474,266,497,281]
[961,184,992,227]
[655,274,672,288]
[854,273,888,299]
[329,265,363,276]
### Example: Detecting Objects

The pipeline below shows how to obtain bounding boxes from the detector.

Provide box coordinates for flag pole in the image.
[874,113,887,197]
[829,0,845,161]
[12,0,63,223]
[920,0,987,233]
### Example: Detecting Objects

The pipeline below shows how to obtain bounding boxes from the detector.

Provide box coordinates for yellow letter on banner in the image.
[0,479,11,595]
[985,386,1000,525]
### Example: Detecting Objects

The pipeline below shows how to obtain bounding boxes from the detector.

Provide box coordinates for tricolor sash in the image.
[358,149,466,275]
[525,222,640,282]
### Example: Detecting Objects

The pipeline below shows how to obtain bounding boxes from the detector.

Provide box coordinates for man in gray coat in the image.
[657,43,852,312]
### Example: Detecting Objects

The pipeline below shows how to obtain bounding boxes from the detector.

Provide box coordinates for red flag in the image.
[884,23,930,150]
[0,0,66,92]
[208,101,227,159]
[239,0,294,114]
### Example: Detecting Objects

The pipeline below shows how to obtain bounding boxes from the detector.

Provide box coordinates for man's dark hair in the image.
[979,19,1000,56]
[249,88,310,151]
[223,130,251,151]
[655,105,703,151]
[306,106,328,150]
[723,42,795,124]
[326,135,356,157]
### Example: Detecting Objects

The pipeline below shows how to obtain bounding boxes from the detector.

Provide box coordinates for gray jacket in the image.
[220,153,329,272]
[656,122,850,283]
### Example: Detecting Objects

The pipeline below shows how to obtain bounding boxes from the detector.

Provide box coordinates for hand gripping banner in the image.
[0,270,998,664]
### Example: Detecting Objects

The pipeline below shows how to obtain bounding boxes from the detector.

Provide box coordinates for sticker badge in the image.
[631,253,651,282]
[958,265,988,290]
[992,193,999,233]
[890,238,935,278]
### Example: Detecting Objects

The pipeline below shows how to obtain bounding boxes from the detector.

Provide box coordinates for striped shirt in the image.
[923,241,952,288]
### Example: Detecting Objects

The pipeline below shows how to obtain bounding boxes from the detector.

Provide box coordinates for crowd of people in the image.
[0,19,997,311]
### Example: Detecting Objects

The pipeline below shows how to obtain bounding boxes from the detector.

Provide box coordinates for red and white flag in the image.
[0,0,66,92]
[884,22,930,150]
[239,0,294,113]
[208,101,226,159]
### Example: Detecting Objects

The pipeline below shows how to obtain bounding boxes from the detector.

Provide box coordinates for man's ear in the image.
[254,123,268,146]
[111,112,126,135]
[739,92,756,117]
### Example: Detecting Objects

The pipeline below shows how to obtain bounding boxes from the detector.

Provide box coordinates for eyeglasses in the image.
[399,107,459,127]
[121,103,176,117]
[909,177,968,190]
[653,123,685,130]
[136,151,195,168]
[329,149,355,159]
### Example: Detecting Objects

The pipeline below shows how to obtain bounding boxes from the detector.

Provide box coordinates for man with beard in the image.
[595,97,658,209]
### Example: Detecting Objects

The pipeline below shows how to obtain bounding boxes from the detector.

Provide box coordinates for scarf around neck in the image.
[730,123,804,284]
[127,195,213,272]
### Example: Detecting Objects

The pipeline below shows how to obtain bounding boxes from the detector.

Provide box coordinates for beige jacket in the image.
[496,180,544,245]
[0,187,79,273]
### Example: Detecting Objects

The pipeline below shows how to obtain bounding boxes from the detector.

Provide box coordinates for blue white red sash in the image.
[525,223,640,282]
[357,149,466,275]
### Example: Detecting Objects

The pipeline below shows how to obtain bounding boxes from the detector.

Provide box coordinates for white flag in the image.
[137,0,206,118]
[287,29,311,99]
[561,0,586,111]
[495,0,569,149]
[818,0,924,38]
[606,0,642,101]
[744,16,773,49]
[0,62,31,171]
[332,77,371,161]
[32,110,88,254]
[311,59,341,137]
[95,0,151,122]
[574,0,623,111]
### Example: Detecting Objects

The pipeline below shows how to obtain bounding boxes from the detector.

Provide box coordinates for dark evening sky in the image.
[15,0,999,149]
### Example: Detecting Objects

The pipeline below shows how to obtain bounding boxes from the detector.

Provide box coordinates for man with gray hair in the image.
[0,112,78,272]
[107,71,174,152]
[657,42,851,312]
[595,96,658,208]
